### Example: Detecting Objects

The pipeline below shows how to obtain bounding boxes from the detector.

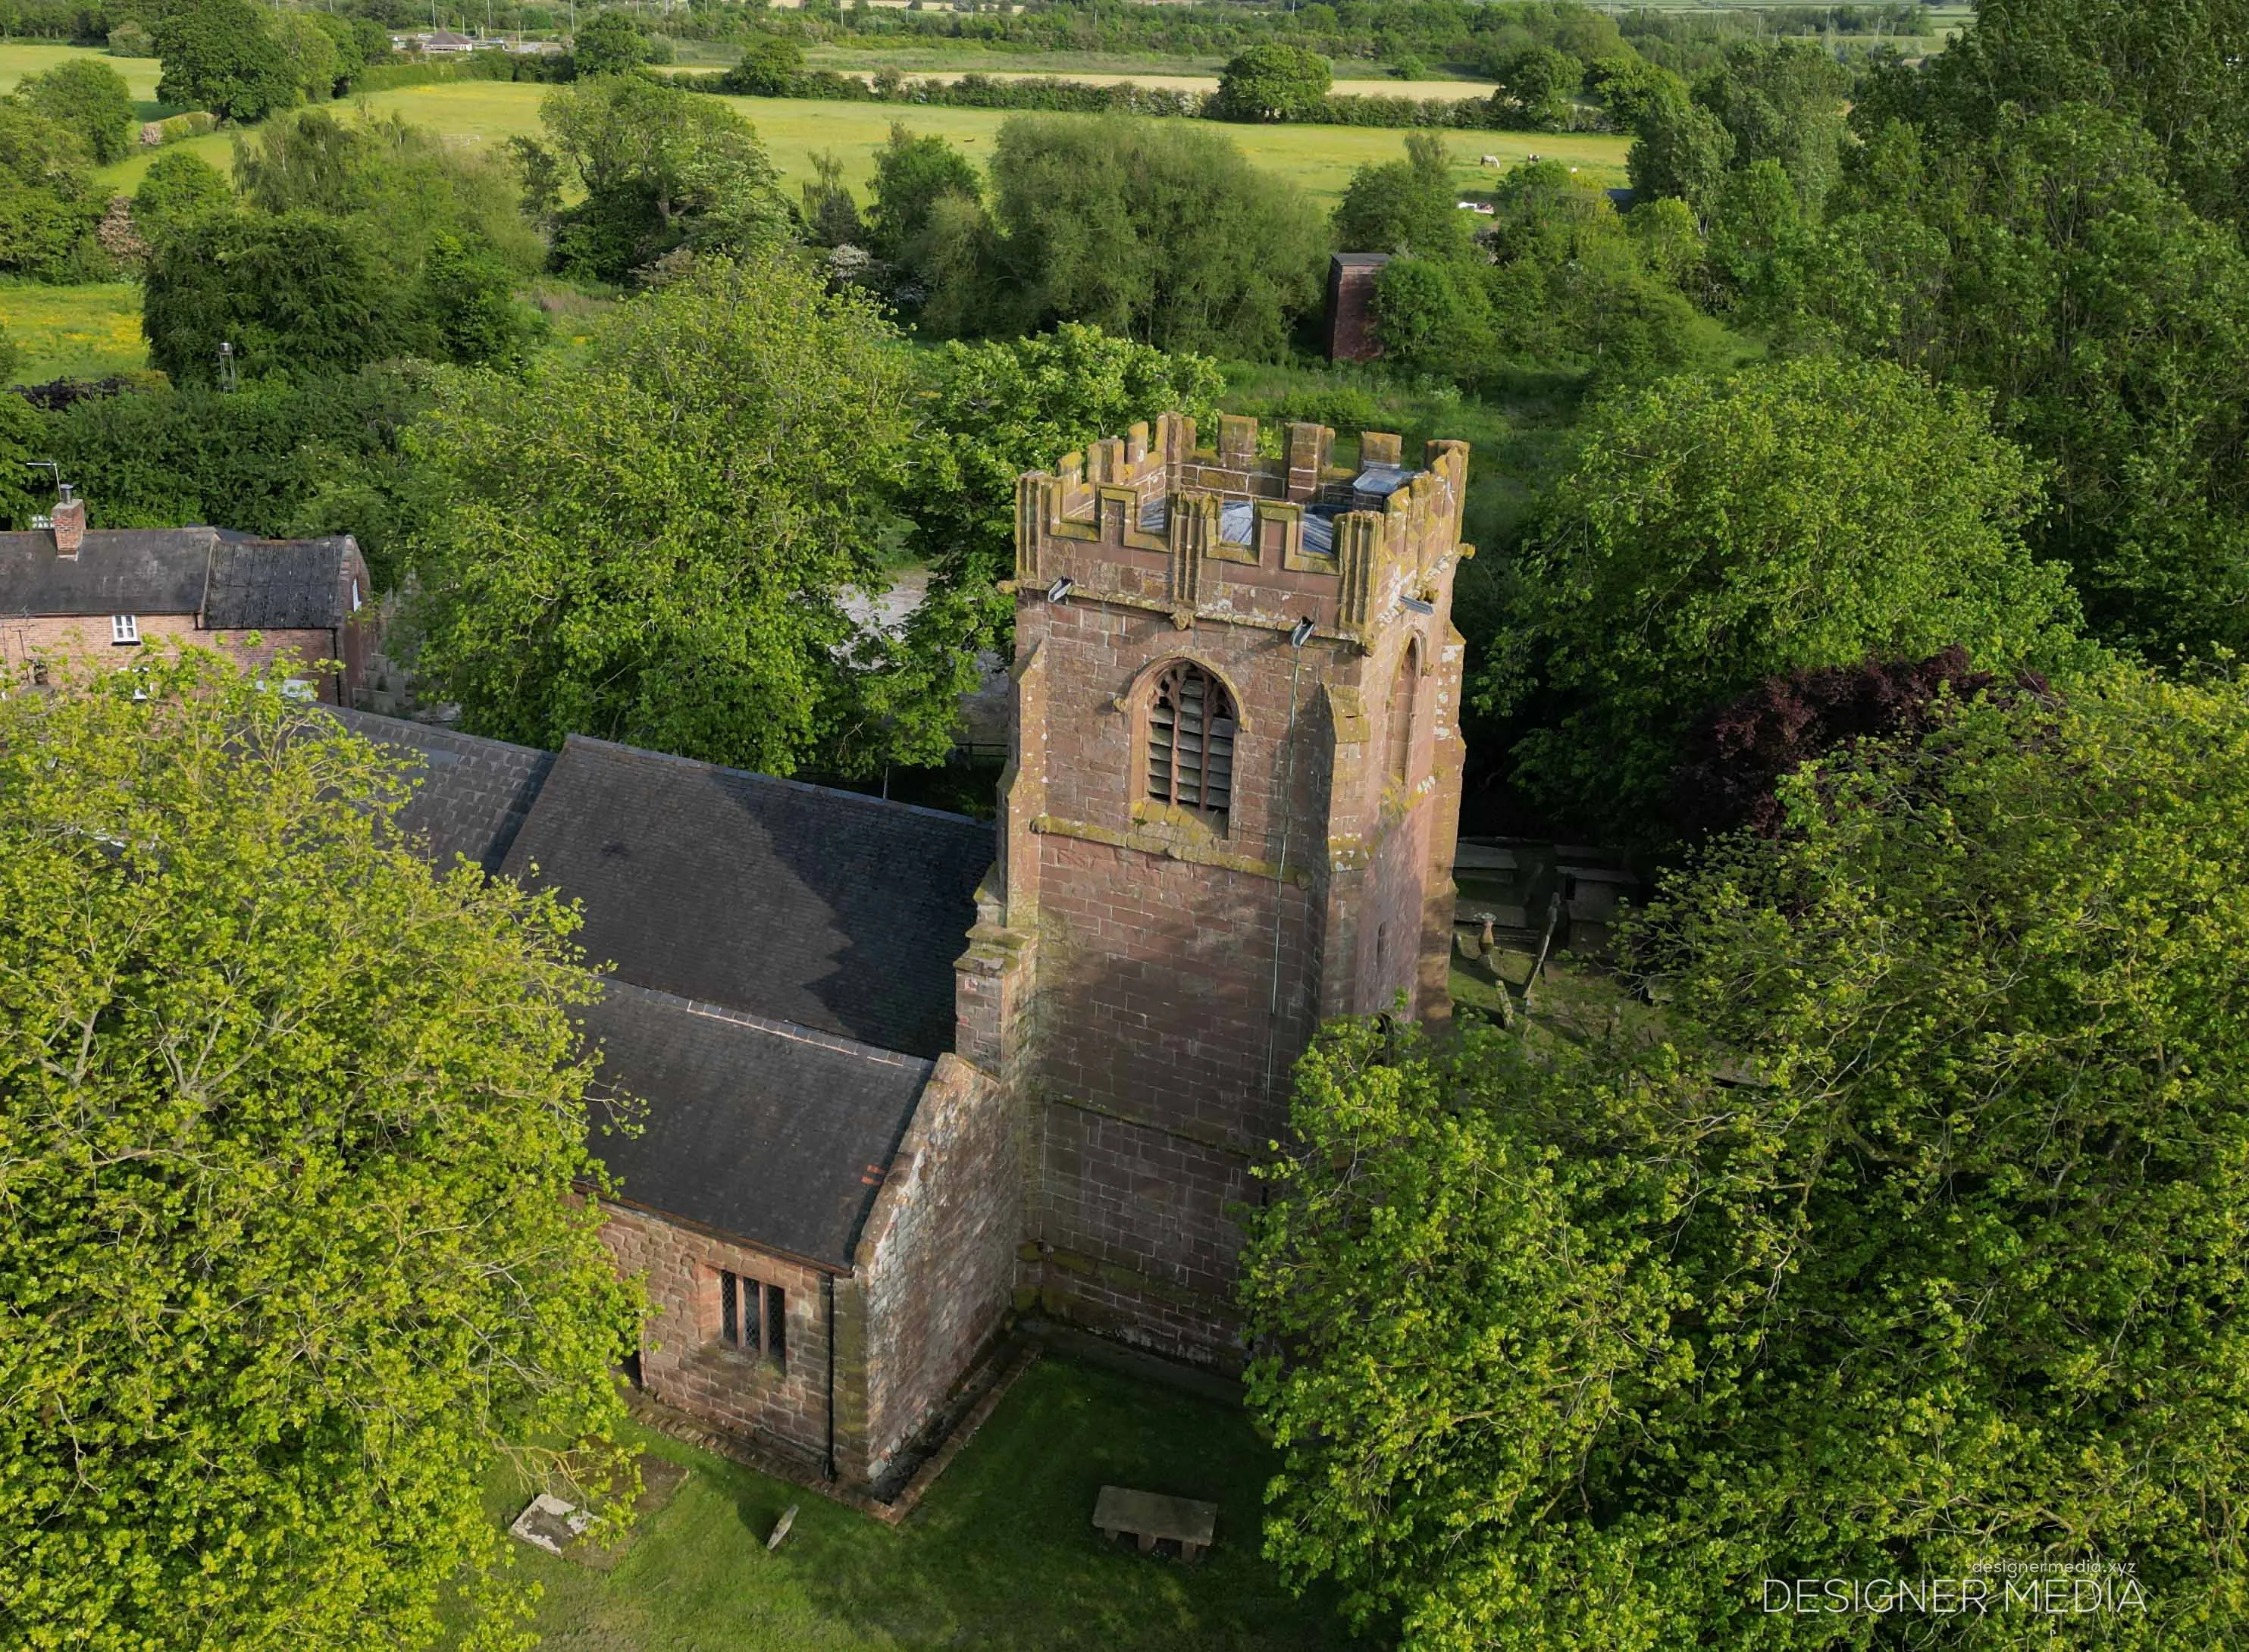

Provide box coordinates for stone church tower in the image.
[961,413,1472,1366]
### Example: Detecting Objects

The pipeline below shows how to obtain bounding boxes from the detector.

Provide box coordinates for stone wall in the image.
[853,1054,1019,1486]
[598,1203,844,1472]
[997,418,1473,1364]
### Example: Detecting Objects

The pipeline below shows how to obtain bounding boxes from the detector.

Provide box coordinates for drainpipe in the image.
[823,1273,838,1482]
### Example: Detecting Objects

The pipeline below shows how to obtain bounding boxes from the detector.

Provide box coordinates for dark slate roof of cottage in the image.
[0,527,218,616]
[501,737,991,1059]
[205,536,356,629]
[0,527,359,627]
[584,984,931,1269]
[329,708,555,873]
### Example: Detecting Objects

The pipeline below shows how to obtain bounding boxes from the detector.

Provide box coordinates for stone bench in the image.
[1094,1485,1217,1562]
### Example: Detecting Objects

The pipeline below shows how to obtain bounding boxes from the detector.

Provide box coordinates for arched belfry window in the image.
[1145,662,1237,831]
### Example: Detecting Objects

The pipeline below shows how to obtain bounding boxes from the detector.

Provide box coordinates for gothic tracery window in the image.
[1145,662,1236,831]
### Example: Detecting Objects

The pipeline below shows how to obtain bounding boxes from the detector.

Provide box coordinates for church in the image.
[339,411,1471,1494]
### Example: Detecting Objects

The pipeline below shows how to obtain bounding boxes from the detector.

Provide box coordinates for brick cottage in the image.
[341,412,1471,1491]
[0,488,374,702]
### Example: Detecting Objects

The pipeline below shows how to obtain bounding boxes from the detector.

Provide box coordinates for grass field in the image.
[0,41,181,124]
[0,281,144,381]
[467,1353,1367,1652]
[52,50,1628,199]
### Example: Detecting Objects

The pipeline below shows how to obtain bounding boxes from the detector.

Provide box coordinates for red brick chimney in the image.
[51,486,85,560]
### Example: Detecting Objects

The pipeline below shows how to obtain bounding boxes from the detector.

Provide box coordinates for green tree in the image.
[1371,255,1494,375]
[1215,42,1332,121]
[532,74,790,282]
[572,10,650,79]
[1245,665,2249,1650]
[143,211,409,384]
[1628,91,1733,222]
[1693,40,1852,208]
[1333,131,1473,260]
[154,0,299,122]
[717,32,803,95]
[0,649,639,1652]
[49,368,434,586]
[0,99,99,281]
[866,122,981,296]
[872,323,1223,766]
[1871,0,2249,232]
[309,12,370,90]
[1488,356,2084,830]
[421,230,540,369]
[954,115,1327,361]
[130,148,231,246]
[0,392,39,523]
[269,11,342,104]
[1796,105,2249,657]
[14,57,136,166]
[406,253,915,771]
[1495,44,1582,130]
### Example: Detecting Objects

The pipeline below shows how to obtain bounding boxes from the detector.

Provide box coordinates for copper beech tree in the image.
[0,651,641,1652]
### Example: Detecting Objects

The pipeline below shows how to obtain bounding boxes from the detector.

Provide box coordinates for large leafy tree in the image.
[1781,105,2249,659]
[154,0,298,123]
[864,122,982,305]
[14,58,136,166]
[142,209,409,383]
[1865,0,2249,233]
[569,10,650,79]
[1333,132,1474,260]
[0,98,99,281]
[406,253,916,774]
[867,323,1223,766]
[947,115,1327,361]
[528,74,790,283]
[1245,663,2249,1650]
[1486,355,2084,832]
[0,649,638,1652]
[1215,42,1332,121]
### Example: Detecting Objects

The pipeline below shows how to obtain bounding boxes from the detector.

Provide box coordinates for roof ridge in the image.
[600,978,935,1072]
[556,733,988,831]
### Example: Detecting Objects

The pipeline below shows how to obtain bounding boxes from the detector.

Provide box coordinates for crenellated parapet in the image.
[1013,414,1472,645]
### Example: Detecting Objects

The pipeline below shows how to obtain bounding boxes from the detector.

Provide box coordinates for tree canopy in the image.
[13,58,136,167]
[571,11,652,79]
[0,649,637,1652]
[154,0,299,123]
[1215,42,1333,121]
[530,74,791,283]
[1487,355,2084,831]
[1245,662,2249,1649]
[944,115,1327,361]
[406,253,916,774]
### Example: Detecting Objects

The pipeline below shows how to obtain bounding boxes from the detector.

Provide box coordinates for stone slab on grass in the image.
[509,1453,691,1572]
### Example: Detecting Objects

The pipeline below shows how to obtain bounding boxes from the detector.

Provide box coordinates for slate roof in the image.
[206,537,356,629]
[0,527,217,616]
[584,984,931,1269]
[329,708,555,873]
[0,527,359,628]
[502,737,992,1059]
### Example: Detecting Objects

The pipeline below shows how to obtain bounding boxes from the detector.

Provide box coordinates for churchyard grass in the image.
[0,281,146,383]
[468,1352,1367,1652]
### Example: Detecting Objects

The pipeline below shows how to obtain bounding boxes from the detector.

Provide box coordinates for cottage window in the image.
[716,1269,787,1371]
[111,615,139,646]
[1144,662,1236,831]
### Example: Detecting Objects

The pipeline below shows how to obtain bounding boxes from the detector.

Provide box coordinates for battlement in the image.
[1013,413,1471,643]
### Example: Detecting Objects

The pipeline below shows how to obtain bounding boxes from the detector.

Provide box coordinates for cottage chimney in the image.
[51,484,85,560]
